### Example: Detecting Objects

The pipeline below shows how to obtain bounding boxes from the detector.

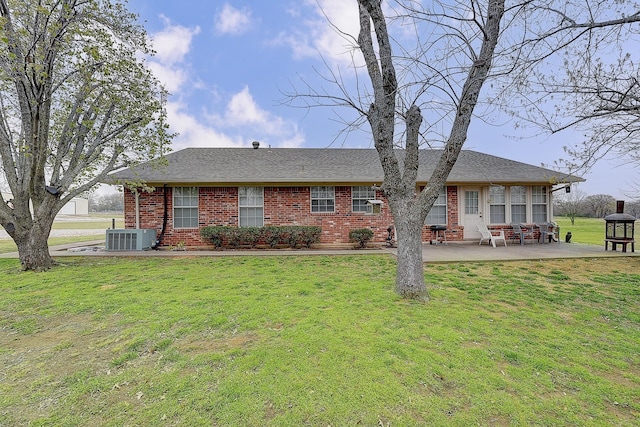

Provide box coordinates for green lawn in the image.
[1,256,638,426]
[0,214,122,254]
[554,216,608,245]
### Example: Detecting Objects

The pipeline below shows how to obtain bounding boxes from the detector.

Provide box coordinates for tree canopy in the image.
[0,0,171,270]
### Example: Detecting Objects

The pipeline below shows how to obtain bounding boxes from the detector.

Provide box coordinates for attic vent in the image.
[252,140,260,149]
[106,229,157,251]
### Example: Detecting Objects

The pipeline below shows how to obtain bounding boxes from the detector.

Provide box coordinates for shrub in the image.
[262,226,283,248]
[349,228,374,248]
[299,226,322,248]
[240,227,262,248]
[200,225,322,249]
[285,226,300,248]
[200,226,226,249]
[225,227,242,248]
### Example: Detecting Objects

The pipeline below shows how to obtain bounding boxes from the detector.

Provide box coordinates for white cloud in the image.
[147,18,200,94]
[209,86,305,147]
[215,4,252,35]
[166,87,304,150]
[225,86,268,125]
[146,62,187,95]
[280,0,362,67]
[152,16,200,65]
[145,18,303,150]
[167,101,245,150]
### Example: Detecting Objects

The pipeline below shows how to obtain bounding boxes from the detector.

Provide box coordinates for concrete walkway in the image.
[1,239,638,263]
[389,241,639,262]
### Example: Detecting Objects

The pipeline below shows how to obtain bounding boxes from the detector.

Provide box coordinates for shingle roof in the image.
[107,147,583,185]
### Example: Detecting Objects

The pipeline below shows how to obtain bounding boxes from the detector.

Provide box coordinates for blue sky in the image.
[125,0,637,199]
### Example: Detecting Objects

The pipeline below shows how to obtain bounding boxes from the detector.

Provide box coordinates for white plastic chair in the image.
[477,223,507,248]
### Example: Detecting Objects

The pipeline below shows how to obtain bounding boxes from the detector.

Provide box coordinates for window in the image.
[239,187,264,227]
[532,186,547,222]
[465,190,479,215]
[510,186,527,223]
[489,185,506,224]
[173,187,198,228]
[311,186,335,213]
[425,186,447,225]
[352,186,376,213]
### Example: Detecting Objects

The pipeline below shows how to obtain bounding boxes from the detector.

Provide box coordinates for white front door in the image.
[462,188,483,240]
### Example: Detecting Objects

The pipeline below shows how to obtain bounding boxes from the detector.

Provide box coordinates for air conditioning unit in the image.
[105,229,157,251]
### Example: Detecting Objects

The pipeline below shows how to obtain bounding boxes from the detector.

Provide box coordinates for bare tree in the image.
[555,188,587,225]
[584,194,616,218]
[510,2,640,182]
[355,0,504,300]
[0,0,170,270]
[625,199,640,218]
[289,0,640,300]
[89,193,124,213]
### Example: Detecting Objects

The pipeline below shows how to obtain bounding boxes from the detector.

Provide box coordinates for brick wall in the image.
[125,185,466,248]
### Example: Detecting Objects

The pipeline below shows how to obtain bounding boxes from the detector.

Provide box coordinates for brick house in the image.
[107,146,582,248]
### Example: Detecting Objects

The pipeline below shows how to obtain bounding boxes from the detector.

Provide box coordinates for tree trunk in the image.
[14,224,56,271]
[393,213,428,301]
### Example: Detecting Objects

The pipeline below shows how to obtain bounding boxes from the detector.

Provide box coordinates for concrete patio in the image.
[1,239,637,263]
[387,240,639,262]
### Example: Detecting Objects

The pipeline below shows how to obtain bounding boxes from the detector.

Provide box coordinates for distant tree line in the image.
[89,193,124,213]
[554,192,640,223]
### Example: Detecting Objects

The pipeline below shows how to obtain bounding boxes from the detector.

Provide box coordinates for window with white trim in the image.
[465,190,479,215]
[311,186,335,213]
[239,187,264,227]
[489,185,506,224]
[173,187,199,228]
[510,186,527,223]
[352,186,376,213]
[425,186,447,225]
[532,186,547,222]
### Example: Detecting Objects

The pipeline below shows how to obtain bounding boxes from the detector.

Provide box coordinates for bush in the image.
[241,227,262,248]
[285,227,300,248]
[200,226,226,249]
[298,226,322,248]
[200,225,322,249]
[349,228,374,248]
[262,226,283,248]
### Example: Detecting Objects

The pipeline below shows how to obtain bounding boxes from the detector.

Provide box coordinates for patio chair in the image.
[511,223,534,245]
[537,222,559,244]
[477,223,507,248]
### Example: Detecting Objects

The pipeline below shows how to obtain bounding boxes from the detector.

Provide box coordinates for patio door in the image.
[462,188,482,240]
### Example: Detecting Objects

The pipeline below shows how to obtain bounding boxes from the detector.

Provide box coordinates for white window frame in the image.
[425,186,447,225]
[352,186,376,213]
[489,185,506,224]
[239,187,264,227]
[311,186,335,213]
[173,187,199,229]
[510,185,527,223]
[532,186,548,223]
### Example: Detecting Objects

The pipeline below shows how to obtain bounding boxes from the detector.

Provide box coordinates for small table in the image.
[429,225,447,245]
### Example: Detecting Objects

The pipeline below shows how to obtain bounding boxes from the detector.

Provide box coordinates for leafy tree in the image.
[0,0,170,270]
[293,0,640,300]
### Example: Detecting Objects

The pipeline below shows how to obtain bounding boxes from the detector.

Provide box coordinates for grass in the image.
[555,216,607,245]
[0,214,122,254]
[0,255,638,426]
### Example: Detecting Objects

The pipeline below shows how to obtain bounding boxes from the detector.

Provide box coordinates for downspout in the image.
[152,184,168,250]
[134,190,140,229]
